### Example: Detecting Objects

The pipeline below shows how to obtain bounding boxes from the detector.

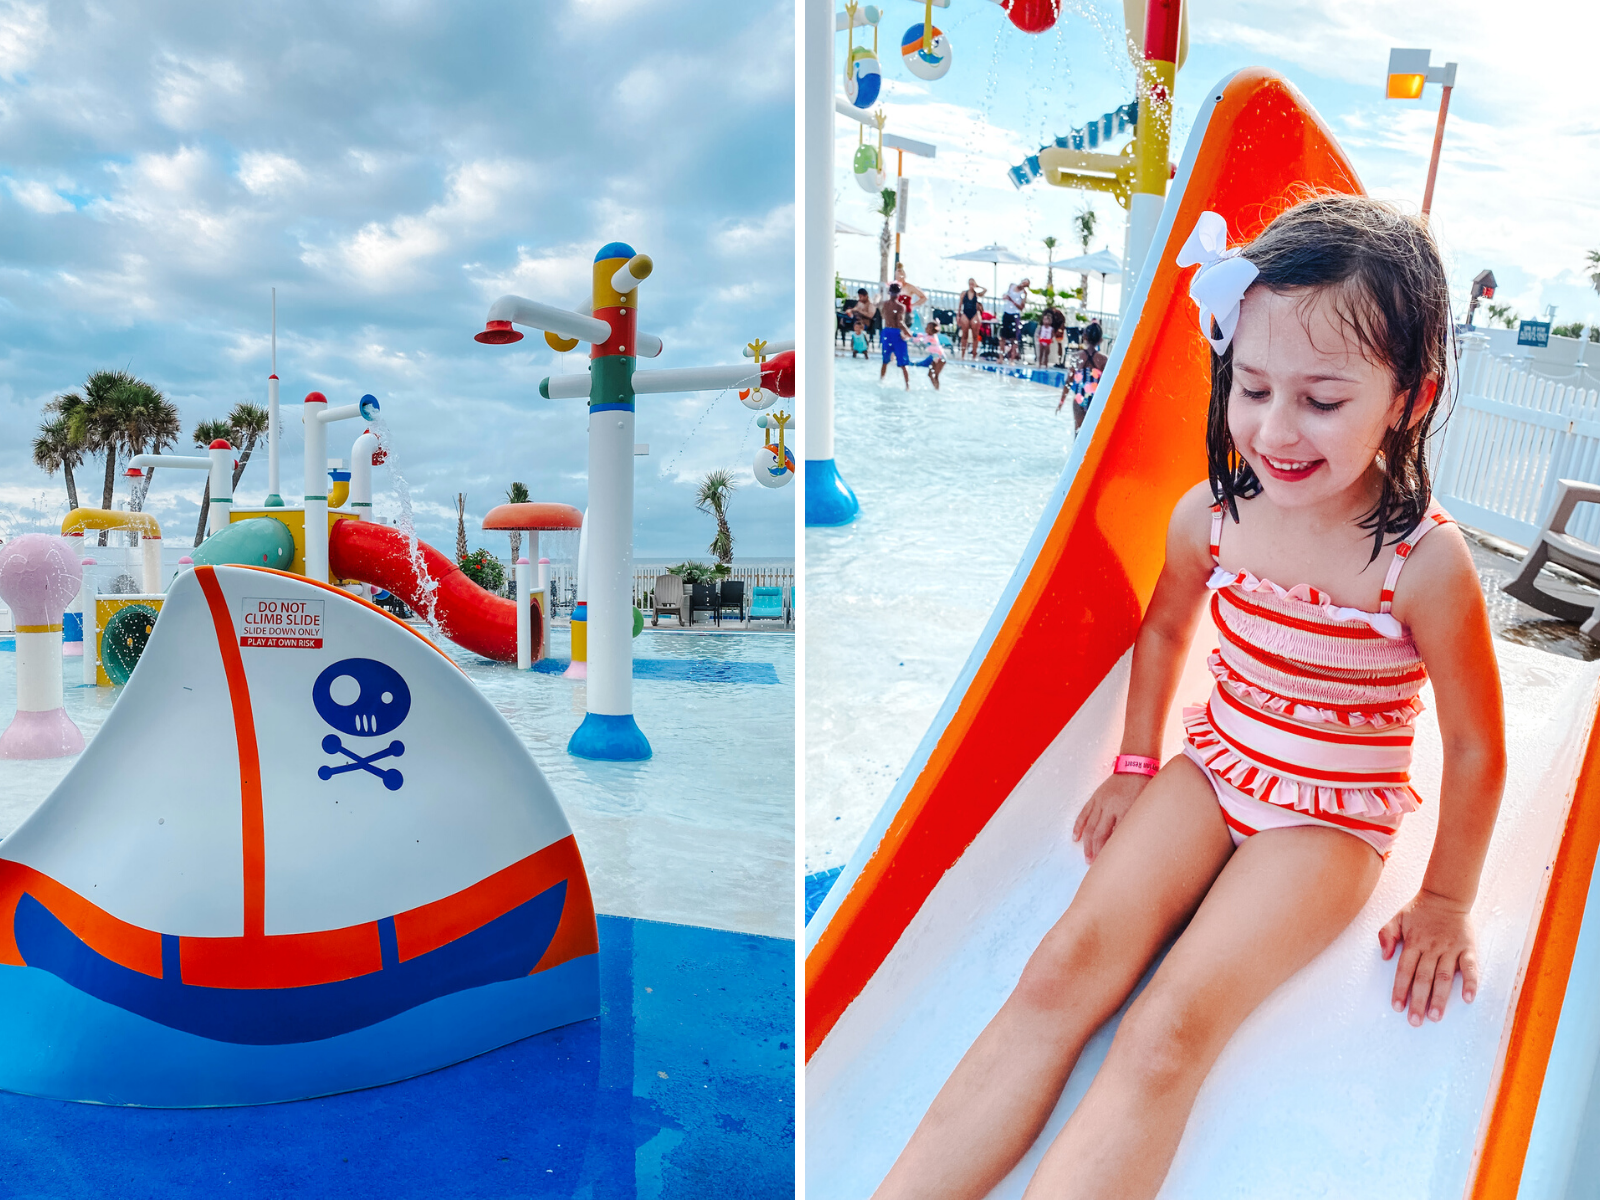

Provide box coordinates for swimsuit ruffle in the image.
[1207,653,1424,729]
[1182,702,1422,819]
[1207,565,1406,640]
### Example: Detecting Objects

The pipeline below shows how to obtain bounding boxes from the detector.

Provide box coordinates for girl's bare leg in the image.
[871,758,1232,1200]
[1022,822,1382,1200]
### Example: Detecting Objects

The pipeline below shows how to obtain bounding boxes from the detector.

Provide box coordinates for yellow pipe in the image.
[61,509,162,539]
[1132,56,1176,201]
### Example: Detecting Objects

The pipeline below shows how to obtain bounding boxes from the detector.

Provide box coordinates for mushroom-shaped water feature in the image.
[0,535,85,758]
[482,502,583,669]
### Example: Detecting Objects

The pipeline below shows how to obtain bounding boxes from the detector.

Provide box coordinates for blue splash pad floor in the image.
[0,915,793,1199]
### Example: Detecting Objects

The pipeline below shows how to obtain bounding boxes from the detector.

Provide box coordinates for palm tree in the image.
[33,415,84,512]
[1073,207,1098,304]
[874,186,897,289]
[226,402,270,491]
[1043,235,1058,297]
[1486,301,1519,329]
[119,382,180,512]
[505,481,529,561]
[191,418,233,545]
[60,369,139,544]
[1587,249,1600,297]
[695,469,737,566]
[455,494,468,562]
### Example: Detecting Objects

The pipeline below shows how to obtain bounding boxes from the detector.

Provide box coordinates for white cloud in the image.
[0,0,46,81]
[306,158,536,289]
[7,178,70,213]
[236,151,307,194]
[153,52,245,129]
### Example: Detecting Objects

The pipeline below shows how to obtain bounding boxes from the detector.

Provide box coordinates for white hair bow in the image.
[1176,211,1258,355]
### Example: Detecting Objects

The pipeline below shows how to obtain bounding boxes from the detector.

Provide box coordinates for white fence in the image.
[534,563,797,613]
[1433,336,1600,549]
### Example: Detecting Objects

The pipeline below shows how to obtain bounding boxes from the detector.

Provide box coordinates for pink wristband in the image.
[1113,754,1160,777]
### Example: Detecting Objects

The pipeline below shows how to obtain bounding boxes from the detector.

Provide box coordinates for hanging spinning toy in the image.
[753,411,795,489]
[842,3,883,109]
[901,0,951,80]
[854,108,887,193]
[740,338,779,410]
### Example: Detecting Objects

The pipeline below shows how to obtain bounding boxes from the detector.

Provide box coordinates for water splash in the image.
[366,413,441,633]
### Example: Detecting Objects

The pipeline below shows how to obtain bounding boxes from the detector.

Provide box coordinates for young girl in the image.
[1057,320,1106,428]
[871,195,1506,1199]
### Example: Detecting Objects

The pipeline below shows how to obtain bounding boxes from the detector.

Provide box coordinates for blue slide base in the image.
[567,711,652,761]
[0,955,598,1107]
[805,457,860,526]
[61,611,83,642]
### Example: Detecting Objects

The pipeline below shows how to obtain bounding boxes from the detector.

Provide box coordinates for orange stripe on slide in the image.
[804,68,1366,1060]
[195,566,266,940]
[393,835,598,973]
[0,859,163,977]
[1466,700,1600,1196]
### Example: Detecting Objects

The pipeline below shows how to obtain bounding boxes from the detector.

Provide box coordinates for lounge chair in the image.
[687,581,718,627]
[716,580,746,627]
[787,583,797,629]
[749,586,784,626]
[1504,480,1600,635]
[651,574,685,627]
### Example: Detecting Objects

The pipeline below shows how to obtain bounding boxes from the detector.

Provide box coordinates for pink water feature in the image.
[0,534,85,759]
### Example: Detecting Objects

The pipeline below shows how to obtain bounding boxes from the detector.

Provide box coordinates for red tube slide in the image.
[328,519,536,663]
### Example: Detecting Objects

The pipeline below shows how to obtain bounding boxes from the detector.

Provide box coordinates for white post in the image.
[1125,192,1164,316]
[304,393,329,581]
[350,431,379,519]
[266,374,282,506]
[515,558,532,670]
[539,557,552,659]
[207,442,233,536]
[140,534,162,594]
[81,568,98,686]
[802,0,858,526]
[586,407,634,717]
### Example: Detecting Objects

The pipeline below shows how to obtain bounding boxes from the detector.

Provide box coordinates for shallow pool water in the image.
[0,625,794,939]
[806,358,1600,882]
[805,359,1070,873]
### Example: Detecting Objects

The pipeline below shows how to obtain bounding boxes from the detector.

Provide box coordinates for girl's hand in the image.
[1072,772,1150,864]
[1379,888,1480,1026]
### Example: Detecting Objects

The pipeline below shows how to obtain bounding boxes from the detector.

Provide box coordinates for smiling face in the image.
[1227,285,1428,509]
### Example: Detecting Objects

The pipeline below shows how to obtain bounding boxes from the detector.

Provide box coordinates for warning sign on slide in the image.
[240,597,325,648]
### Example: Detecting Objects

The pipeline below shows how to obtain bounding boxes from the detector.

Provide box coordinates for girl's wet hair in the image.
[1206,193,1453,561]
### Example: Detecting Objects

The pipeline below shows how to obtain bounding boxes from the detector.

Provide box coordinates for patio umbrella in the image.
[946,244,1036,300]
[1050,248,1124,314]
[835,219,873,236]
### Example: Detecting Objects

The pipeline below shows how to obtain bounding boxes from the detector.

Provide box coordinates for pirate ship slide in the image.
[0,562,597,1107]
[806,68,1600,1198]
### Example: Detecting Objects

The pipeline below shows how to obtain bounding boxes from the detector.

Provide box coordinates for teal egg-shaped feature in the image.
[102,604,158,686]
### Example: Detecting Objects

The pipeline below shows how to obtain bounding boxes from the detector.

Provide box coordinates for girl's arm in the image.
[1380,526,1507,1025]
[1072,483,1216,860]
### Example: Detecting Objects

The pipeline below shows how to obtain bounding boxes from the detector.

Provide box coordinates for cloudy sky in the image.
[834,0,1600,329]
[0,0,796,559]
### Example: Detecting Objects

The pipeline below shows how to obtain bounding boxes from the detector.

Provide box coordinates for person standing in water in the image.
[879,282,911,389]
[958,278,987,359]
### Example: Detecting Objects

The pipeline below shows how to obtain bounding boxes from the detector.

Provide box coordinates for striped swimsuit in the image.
[1181,502,1453,857]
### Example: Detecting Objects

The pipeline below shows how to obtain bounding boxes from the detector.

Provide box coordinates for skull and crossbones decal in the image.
[312,658,411,792]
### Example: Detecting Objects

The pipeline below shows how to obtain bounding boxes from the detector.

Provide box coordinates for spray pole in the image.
[265,288,283,507]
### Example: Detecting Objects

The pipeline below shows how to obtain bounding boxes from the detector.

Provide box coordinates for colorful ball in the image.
[845,48,881,109]
[854,165,886,194]
[101,604,158,686]
[753,444,796,489]
[740,385,776,411]
[1004,0,1059,34]
[853,144,880,174]
[901,24,952,80]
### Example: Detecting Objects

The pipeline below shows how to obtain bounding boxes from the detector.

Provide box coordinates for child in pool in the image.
[871,194,1505,1200]
[851,320,869,358]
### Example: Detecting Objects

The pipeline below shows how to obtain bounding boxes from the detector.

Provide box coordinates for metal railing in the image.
[837,276,1119,341]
